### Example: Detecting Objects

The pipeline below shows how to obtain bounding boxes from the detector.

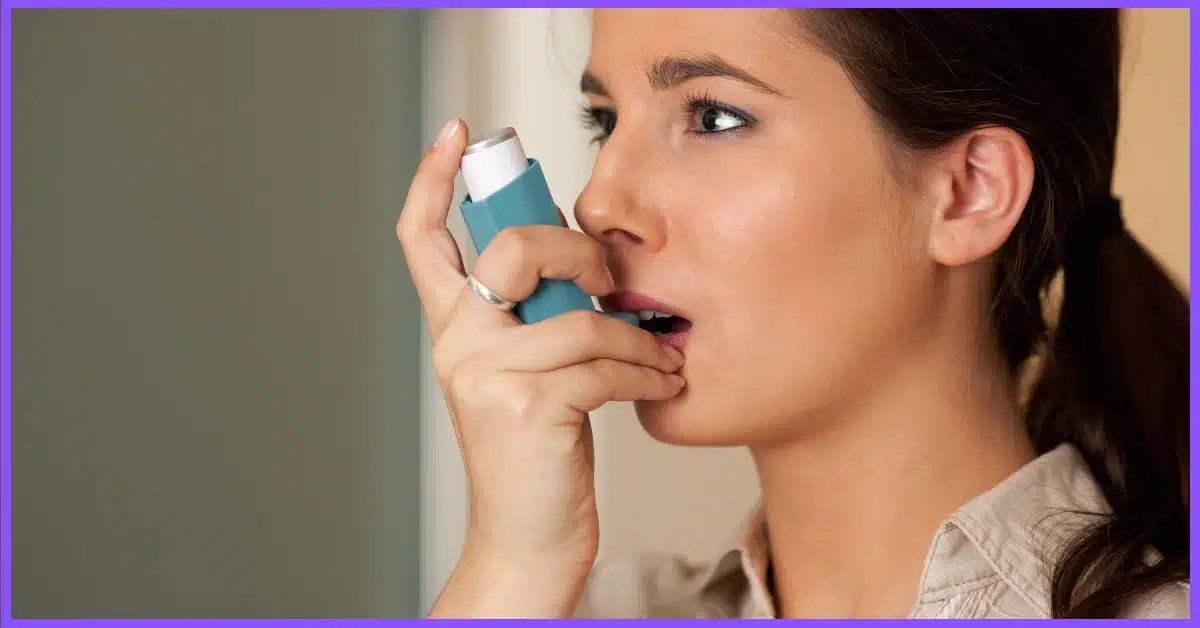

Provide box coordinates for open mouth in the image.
[634,310,693,337]
[601,291,693,348]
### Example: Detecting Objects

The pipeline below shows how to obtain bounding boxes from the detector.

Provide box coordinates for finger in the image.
[400,117,468,240]
[549,359,686,414]
[396,118,471,329]
[487,309,682,374]
[456,225,615,324]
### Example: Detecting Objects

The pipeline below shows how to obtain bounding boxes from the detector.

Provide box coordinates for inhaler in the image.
[458,127,637,327]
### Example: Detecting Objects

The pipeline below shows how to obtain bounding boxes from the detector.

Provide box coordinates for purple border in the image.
[2,3,12,627]
[0,2,1195,626]
[1,1,1196,7]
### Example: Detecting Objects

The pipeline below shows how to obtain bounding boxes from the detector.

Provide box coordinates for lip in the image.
[601,290,693,351]
[601,290,688,319]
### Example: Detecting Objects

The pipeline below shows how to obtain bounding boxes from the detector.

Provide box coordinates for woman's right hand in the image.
[396,119,686,617]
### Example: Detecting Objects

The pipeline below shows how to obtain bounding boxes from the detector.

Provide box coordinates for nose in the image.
[573,138,666,252]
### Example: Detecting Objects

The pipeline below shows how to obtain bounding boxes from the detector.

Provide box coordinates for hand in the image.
[396,119,686,616]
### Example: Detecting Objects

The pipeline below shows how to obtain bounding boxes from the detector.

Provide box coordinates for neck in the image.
[751,314,1035,618]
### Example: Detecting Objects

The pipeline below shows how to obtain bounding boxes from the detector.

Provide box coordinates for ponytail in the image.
[1025,197,1190,617]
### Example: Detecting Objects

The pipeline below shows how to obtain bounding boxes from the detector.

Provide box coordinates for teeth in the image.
[636,310,673,320]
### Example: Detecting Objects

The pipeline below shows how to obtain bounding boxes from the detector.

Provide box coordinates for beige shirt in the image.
[574,444,1190,618]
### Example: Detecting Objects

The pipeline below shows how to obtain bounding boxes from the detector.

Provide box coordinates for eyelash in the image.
[682,89,758,137]
[577,105,615,145]
[578,90,758,144]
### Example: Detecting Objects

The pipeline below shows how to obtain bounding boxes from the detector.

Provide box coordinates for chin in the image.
[634,386,837,449]
[633,394,753,447]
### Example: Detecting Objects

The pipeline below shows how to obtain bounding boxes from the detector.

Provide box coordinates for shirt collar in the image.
[704,443,1107,618]
[938,442,1109,615]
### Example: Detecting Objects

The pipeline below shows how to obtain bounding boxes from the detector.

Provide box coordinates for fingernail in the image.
[665,346,684,367]
[433,118,460,148]
[669,374,686,388]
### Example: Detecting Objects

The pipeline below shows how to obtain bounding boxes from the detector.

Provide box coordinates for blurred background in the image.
[10,8,1190,618]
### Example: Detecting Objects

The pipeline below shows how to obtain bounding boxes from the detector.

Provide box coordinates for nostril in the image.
[603,229,643,246]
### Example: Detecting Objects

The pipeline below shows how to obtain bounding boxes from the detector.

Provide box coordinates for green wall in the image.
[13,9,425,617]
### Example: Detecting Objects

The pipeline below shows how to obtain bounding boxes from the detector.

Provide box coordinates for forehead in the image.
[588,9,802,80]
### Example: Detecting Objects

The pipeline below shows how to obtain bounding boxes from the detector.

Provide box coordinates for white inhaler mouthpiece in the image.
[460,127,528,202]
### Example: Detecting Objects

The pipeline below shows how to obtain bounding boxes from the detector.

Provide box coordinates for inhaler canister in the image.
[457,127,637,327]
[460,127,529,202]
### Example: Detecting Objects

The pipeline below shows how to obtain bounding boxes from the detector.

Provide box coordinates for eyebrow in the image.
[579,53,786,98]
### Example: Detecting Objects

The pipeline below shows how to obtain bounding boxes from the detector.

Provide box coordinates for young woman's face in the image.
[577,9,943,446]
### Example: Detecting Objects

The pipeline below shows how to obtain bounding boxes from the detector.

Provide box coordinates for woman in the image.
[398,8,1189,619]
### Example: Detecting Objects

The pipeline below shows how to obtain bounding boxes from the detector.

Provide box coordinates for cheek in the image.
[673,141,930,418]
[688,152,906,325]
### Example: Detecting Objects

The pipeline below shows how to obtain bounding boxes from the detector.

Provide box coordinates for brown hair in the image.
[795,9,1188,617]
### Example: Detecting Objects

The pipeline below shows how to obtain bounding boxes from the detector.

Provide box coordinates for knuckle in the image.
[505,379,546,420]
[651,366,675,387]
[446,359,485,401]
[431,344,457,383]
[587,360,620,398]
[395,214,416,246]
[584,238,607,267]
[569,310,607,345]
[479,228,537,278]
[449,362,547,424]
[586,358,617,380]
[492,226,534,259]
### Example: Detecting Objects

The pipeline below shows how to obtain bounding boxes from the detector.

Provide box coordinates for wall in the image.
[13,9,426,617]
[1116,9,1191,287]
[418,7,1191,610]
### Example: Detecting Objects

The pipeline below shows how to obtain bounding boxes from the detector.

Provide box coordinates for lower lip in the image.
[653,329,691,352]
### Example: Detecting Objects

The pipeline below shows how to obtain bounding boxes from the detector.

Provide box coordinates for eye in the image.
[694,106,745,134]
[684,92,756,136]
[579,105,617,143]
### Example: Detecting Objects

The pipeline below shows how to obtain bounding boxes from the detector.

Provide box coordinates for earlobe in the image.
[927,127,1035,268]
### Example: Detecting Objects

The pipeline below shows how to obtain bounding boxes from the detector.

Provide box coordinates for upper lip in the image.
[601,291,690,320]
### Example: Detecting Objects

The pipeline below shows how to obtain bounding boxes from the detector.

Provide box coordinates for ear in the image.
[924,127,1035,267]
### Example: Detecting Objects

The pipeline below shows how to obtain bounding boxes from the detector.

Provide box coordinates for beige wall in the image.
[1117,9,1190,288]
[420,9,1192,600]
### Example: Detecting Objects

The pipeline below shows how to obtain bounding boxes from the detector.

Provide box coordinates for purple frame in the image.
[1,2,1195,624]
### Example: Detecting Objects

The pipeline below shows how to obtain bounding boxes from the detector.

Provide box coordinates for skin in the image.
[401,8,1041,619]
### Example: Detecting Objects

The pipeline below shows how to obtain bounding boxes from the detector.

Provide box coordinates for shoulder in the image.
[944,443,1190,619]
[572,551,746,618]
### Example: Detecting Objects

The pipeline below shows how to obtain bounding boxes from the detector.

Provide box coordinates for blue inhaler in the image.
[458,127,637,327]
